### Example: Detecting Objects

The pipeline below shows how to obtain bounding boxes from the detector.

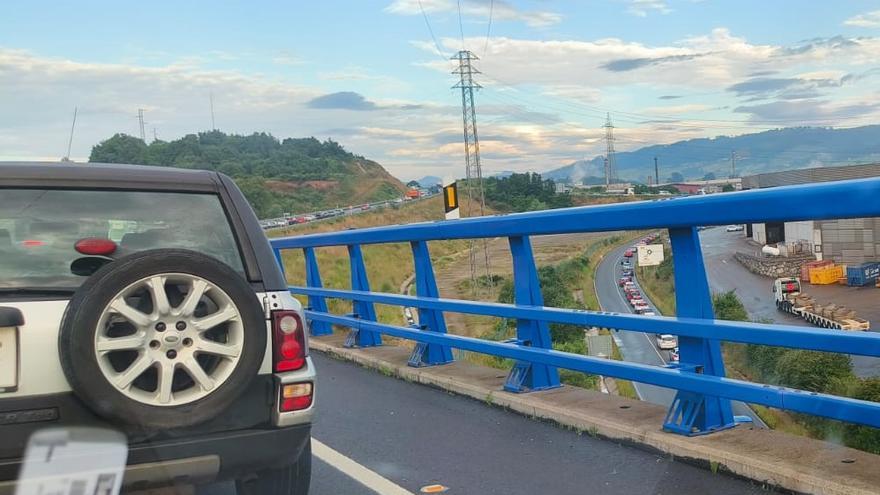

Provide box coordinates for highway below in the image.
[594,234,766,427]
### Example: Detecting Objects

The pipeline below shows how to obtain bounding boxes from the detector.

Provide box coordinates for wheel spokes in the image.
[146,276,171,316]
[114,354,155,389]
[157,361,176,404]
[195,338,241,359]
[110,297,152,327]
[96,333,146,353]
[181,357,215,391]
[191,305,238,332]
[177,279,209,317]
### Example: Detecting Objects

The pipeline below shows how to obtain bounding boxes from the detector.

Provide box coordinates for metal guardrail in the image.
[270,177,880,436]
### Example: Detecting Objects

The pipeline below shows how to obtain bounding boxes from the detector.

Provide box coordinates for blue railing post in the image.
[663,226,735,435]
[407,241,455,367]
[303,247,332,336]
[272,247,286,279]
[346,244,382,348]
[504,235,561,392]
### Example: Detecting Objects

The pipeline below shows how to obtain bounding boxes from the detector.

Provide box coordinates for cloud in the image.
[385,0,562,28]
[659,95,683,100]
[272,51,304,66]
[307,91,379,111]
[625,0,672,17]
[844,10,880,28]
[601,53,707,72]
[733,98,880,123]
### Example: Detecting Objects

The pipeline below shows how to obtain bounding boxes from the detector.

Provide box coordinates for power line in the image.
[483,0,494,56]
[63,107,77,161]
[456,0,466,50]
[417,0,448,60]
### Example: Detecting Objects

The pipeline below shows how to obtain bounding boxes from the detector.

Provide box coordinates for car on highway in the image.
[618,277,630,287]
[642,311,657,317]
[726,224,744,232]
[657,334,678,350]
[670,347,680,362]
[0,162,315,494]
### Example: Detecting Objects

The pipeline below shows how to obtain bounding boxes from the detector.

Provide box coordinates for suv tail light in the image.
[280,382,313,411]
[271,310,306,372]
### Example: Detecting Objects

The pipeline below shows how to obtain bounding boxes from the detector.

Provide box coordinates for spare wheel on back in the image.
[59,249,267,429]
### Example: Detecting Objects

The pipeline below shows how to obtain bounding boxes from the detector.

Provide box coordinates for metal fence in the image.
[270,177,880,436]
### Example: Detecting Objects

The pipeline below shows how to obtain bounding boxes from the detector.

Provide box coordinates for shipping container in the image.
[801,259,833,282]
[847,262,880,286]
[809,264,845,285]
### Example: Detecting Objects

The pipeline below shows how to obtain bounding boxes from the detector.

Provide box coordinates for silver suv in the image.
[0,162,314,494]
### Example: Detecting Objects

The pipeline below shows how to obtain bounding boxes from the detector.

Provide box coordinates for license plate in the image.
[0,326,18,391]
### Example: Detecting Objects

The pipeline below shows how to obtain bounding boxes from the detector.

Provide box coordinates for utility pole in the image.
[210,92,216,131]
[452,49,491,293]
[62,107,77,162]
[603,113,617,186]
[153,127,159,142]
[137,108,146,142]
[654,156,659,185]
[730,150,736,178]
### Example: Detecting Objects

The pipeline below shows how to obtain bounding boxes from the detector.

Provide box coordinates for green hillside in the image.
[89,131,406,217]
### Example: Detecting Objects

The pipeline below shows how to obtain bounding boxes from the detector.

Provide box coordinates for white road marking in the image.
[312,438,415,495]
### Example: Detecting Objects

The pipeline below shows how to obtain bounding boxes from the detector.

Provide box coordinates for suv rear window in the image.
[0,189,245,289]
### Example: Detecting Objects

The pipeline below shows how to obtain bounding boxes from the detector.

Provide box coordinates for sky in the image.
[2,0,880,180]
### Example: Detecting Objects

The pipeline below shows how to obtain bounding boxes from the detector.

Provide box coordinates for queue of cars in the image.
[618,233,678,361]
[260,193,433,231]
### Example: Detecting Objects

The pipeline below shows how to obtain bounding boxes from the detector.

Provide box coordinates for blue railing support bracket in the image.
[346,244,382,348]
[505,236,561,393]
[407,241,454,367]
[304,247,333,336]
[663,227,735,436]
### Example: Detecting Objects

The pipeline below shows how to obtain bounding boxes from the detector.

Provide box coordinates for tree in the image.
[703,172,716,180]
[406,180,420,188]
[721,184,735,192]
[668,172,685,183]
[89,134,149,164]
[713,291,749,321]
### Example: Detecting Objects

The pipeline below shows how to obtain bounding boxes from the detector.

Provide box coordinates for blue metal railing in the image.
[270,177,880,436]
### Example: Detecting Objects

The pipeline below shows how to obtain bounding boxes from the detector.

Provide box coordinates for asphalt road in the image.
[594,236,765,426]
[304,352,767,495]
[699,227,880,378]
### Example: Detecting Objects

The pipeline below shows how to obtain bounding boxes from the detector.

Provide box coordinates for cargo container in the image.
[809,264,845,285]
[847,261,880,286]
[801,259,833,282]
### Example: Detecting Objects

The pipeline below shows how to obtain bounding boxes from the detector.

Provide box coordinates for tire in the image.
[236,439,312,495]
[59,249,267,429]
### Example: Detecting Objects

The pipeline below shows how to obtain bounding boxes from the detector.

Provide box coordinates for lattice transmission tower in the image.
[604,113,617,186]
[452,50,492,293]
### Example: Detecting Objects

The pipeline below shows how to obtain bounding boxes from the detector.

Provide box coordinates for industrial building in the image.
[742,163,880,264]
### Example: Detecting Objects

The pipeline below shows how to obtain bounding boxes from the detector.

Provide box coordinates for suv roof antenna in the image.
[62,107,77,162]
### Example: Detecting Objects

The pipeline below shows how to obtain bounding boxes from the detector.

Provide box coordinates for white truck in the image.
[773,277,870,331]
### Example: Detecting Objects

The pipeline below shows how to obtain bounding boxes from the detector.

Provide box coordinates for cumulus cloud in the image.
[385,0,561,28]
[844,10,880,28]
[601,53,708,72]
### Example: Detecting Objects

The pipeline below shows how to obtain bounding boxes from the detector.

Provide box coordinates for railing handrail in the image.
[287,285,880,357]
[271,177,880,248]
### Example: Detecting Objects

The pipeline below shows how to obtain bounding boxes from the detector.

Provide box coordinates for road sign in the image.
[637,244,664,266]
[443,180,460,220]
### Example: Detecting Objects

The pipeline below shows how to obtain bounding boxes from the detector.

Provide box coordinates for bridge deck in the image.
[311,335,880,495]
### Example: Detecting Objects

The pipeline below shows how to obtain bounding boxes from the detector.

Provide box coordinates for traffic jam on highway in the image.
[615,233,680,362]
[259,189,437,230]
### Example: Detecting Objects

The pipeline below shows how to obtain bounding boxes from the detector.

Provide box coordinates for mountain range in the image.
[542,125,880,184]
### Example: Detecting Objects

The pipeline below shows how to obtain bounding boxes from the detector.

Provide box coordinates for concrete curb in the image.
[311,336,880,495]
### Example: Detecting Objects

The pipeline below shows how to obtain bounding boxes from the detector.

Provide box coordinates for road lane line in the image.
[312,438,415,495]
